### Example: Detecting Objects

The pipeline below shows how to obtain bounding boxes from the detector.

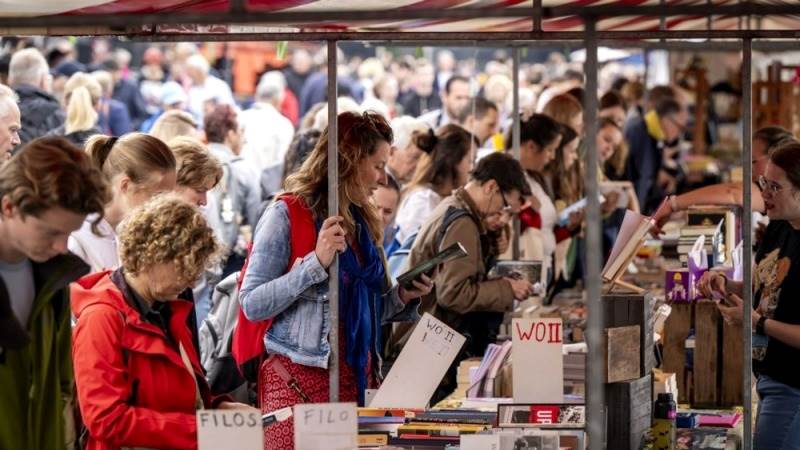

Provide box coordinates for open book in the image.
[599,181,640,213]
[601,198,669,291]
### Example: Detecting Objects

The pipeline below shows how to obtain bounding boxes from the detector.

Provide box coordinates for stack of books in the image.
[686,206,739,264]
[677,221,724,265]
[466,340,513,398]
[357,408,416,449]
[388,410,495,449]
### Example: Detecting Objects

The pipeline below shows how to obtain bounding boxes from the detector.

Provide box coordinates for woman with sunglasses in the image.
[698,141,800,449]
[652,126,795,231]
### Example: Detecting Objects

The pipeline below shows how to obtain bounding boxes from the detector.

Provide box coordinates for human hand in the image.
[506,277,535,300]
[315,216,347,268]
[697,271,727,299]
[567,209,584,231]
[218,402,259,412]
[399,270,436,304]
[717,293,745,326]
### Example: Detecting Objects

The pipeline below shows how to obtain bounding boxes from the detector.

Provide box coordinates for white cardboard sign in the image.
[197,409,263,450]
[294,402,358,450]
[512,318,564,403]
[370,313,466,409]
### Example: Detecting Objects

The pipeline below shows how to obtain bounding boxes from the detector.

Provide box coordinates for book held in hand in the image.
[396,242,468,290]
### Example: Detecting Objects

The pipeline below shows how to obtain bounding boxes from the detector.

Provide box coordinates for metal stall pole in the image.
[583,19,605,450]
[327,40,341,403]
[741,36,753,450]
[512,45,521,261]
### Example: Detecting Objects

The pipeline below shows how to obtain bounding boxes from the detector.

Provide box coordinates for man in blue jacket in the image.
[625,96,688,214]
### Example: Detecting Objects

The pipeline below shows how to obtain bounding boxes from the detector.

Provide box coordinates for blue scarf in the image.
[334,207,385,405]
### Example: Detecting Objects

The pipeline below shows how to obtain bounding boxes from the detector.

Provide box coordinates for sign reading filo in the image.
[512,318,564,403]
[197,410,263,450]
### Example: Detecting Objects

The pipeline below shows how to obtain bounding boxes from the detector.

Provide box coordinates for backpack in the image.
[386,206,472,284]
[198,270,247,395]
[230,194,317,384]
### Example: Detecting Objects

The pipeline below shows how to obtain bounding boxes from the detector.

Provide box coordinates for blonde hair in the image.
[168,136,223,191]
[90,70,114,97]
[542,94,582,128]
[118,194,221,285]
[150,110,198,143]
[284,111,392,240]
[85,132,176,188]
[64,72,102,135]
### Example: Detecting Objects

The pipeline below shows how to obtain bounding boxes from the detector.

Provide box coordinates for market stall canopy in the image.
[0,0,798,36]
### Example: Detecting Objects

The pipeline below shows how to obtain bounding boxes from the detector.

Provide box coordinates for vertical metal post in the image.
[327,40,340,403]
[741,36,753,450]
[583,19,605,450]
[512,45,521,261]
[533,0,543,32]
[707,0,713,31]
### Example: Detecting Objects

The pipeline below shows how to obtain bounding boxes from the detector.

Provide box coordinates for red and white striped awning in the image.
[0,0,797,34]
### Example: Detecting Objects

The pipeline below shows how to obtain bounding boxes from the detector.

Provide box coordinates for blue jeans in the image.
[755,375,800,450]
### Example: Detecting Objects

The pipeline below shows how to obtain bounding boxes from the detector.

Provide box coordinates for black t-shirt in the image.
[754,220,800,388]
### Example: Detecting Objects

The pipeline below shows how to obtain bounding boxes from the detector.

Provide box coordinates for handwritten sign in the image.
[197,409,263,450]
[512,318,564,403]
[460,434,504,450]
[370,313,466,408]
[294,403,357,450]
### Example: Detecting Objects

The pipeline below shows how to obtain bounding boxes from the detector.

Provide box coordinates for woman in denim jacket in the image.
[240,111,433,450]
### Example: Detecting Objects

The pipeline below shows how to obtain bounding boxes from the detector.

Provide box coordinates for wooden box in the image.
[605,375,652,450]
[602,293,655,376]
[661,300,743,407]
[604,326,641,383]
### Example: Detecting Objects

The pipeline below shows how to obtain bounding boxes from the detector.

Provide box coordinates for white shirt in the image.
[418,108,451,130]
[395,186,443,244]
[68,214,119,273]
[527,174,557,270]
[188,75,235,121]
[239,103,295,192]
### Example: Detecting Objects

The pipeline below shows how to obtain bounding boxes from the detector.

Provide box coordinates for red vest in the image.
[231,194,318,379]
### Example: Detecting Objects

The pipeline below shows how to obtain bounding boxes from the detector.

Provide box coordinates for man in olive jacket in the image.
[0,137,109,450]
[387,154,534,369]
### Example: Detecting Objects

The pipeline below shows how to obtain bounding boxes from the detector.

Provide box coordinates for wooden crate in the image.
[721,318,744,406]
[606,375,652,450]
[662,302,692,404]
[602,293,655,377]
[661,300,743,407]
[604,326,641,383]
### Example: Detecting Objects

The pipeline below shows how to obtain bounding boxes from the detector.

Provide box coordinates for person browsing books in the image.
[238,111,433,450]
[387,152,533,401]
[696,141,800,450]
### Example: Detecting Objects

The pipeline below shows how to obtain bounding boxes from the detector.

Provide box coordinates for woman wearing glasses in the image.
[698,141,800,449]
[652,126,795,231]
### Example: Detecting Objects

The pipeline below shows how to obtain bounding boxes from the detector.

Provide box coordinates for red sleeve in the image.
[519,206,541,232]
[554,225,573,243]
[281,89,300,127]
[73,305,198,450]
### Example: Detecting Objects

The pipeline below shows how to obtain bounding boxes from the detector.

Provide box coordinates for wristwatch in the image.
[756,315,768,336]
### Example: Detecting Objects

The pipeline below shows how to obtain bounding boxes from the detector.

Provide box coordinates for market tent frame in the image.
[4,2,797,448]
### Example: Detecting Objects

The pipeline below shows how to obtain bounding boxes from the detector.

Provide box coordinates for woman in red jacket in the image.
[71,195,251,450]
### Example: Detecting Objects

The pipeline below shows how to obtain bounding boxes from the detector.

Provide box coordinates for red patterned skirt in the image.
[259,346,373,450]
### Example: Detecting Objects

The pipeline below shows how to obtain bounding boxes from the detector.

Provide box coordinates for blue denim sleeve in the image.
[239,200,329,321]
[381,285,421,323]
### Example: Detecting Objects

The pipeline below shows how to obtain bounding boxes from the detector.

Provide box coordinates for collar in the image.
[454,187,487,235]
[645,110,666,142]
[207,142,236,162]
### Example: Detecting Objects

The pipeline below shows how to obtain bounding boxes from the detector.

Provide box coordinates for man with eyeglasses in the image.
[625,94,688,215]
[386,153,533,401]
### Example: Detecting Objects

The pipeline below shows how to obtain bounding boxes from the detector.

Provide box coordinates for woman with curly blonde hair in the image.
[240,111,434,450]
[71,195,252,450]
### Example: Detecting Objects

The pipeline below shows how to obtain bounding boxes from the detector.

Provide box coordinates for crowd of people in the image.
[1,38,800,450]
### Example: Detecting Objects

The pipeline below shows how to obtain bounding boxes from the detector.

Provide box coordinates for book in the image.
[491,260,544,291]
[600,180,639,212]
[557,194,605,226]
[602,198,669,290]
[358,432,389,447]
[396,241,467,289]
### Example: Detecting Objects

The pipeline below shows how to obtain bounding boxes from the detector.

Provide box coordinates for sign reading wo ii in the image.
[512,318,564,403]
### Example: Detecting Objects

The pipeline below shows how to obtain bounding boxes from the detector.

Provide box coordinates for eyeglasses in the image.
[500,190,513,212]
[758,175,787,194]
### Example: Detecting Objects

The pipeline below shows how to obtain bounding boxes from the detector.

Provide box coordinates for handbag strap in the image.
[264,355,311,403]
